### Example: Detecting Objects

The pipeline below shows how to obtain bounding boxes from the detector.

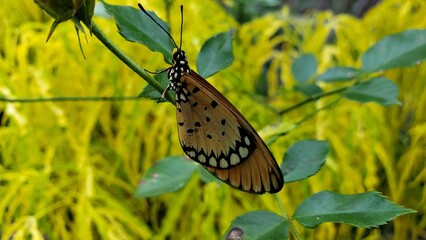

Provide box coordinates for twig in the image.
[0,96,144,103]
[89,21,175,105]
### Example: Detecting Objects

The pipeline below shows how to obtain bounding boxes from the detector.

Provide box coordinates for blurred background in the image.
[1,0,425,239]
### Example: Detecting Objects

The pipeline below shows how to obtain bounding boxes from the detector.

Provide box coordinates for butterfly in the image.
[138,4,284,194]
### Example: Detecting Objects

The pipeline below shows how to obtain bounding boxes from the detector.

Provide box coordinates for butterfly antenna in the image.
[137,3,179,49]
[179,5,183,51]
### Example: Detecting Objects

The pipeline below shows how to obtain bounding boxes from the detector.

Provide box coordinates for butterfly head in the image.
[172,48,186,63]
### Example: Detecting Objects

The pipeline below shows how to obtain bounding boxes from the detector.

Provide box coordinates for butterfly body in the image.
[167,49,284,194]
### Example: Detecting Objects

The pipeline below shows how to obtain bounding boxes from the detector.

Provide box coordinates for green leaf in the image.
[342,77,400,106]
[281,140,329,182]
[294,83,323,97]
[196,30,234,78]
[293,191,416,228]
[292,54,317,83]
[101,1,174,64]
[317,67,361,82]
[222,211,289,240]
[138,73,170,102]
[362,29,426,72]
[225,0,282,23]
[135,156,196,197]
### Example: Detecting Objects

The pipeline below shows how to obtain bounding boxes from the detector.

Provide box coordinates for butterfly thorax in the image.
[167,50,190,100]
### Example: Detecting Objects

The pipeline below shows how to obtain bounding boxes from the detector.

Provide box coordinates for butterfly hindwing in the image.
[176,71,283,194]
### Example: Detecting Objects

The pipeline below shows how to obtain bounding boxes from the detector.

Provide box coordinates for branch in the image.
[89,21,175,105]
[277,84,350,116]
[0,96,144,103]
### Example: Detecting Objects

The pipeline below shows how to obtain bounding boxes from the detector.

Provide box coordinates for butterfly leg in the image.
[157,84,172,103]
[145,68,168,74]
[146,68,169,102]
[143,67,173,103]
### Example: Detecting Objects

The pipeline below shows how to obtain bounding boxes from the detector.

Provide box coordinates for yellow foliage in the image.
[1,0,425,239]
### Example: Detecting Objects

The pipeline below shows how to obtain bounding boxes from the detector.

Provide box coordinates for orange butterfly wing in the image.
[176,70,284,194]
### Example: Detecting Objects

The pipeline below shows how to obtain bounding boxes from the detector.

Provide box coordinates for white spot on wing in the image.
[219,159,229,168]
[230,153,240,165]
[239,147,249,158]
[209,157,217,167]
[198,155,206,163]
[244,136,250,146]
[188,151,196,158]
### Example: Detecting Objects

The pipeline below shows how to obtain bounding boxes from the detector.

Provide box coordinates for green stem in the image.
[0,96,143,103]
[293,96,341,127]
[267,97,341,145]
[275,194,301,240]
[277,84,350,116]
[89,21,175,105]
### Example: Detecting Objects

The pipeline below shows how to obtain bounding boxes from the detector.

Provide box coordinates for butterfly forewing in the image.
[176,73,255,169]
[176,71,284,194]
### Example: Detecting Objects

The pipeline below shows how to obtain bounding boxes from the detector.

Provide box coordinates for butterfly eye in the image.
[172,52,179,60]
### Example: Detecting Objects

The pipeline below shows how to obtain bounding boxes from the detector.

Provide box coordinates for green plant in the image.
[1,0,423,239]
